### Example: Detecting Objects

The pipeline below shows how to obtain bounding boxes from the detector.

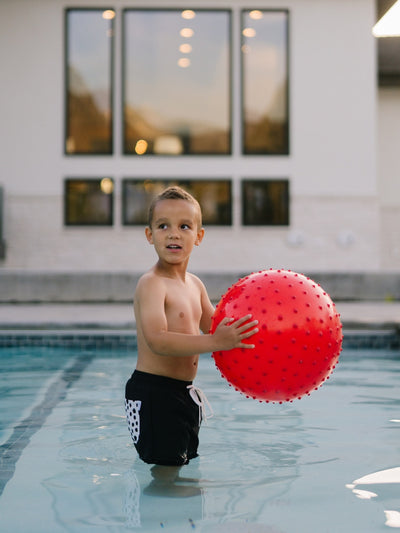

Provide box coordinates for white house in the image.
[0,0,399,301]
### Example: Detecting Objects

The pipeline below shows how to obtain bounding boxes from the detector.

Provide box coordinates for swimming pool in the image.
[0,334,399,533]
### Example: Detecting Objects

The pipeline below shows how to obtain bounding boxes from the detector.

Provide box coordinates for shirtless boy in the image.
[125,186,258,467]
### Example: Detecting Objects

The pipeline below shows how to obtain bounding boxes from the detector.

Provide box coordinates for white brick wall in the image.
[2,195,380,272]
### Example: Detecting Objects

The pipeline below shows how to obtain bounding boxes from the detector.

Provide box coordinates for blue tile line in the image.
[0,330,398,349]
[0,331,137,350]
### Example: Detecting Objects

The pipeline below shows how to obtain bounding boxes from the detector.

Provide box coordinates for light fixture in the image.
[179,43,192,54]
[134,139,148,155]
[178,57,191,68]
[100,178,114,194]
[180,28,194,38]
[181,10,195,20]
[242,27,256,38]
[153,135,183,155]
[373,0,400,37]
[249,10,263,21]
[102,10,115,20]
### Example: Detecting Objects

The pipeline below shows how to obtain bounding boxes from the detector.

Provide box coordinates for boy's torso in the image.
[135,271,202,381]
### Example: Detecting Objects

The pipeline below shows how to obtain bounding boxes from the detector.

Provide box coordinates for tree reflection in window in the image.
[242,179,289,225]
[65,9,114,154]
[123,9,231,155]
[64,178,114,225]
[122,179,232,225]
[241,10,289,155]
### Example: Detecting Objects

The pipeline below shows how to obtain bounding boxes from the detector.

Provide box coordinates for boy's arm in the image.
[137,276,258,357]
[198,279,216,334]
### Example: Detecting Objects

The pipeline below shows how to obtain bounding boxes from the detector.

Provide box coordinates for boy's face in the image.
[145,199,204,264]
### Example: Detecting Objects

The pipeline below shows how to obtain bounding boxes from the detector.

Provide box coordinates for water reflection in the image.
[347,466,400,528]
[123,401,303,530]
[124,457,292,532]
[124,463,204,529]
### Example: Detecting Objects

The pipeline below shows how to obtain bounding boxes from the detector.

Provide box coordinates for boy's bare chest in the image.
[164,285,202,328]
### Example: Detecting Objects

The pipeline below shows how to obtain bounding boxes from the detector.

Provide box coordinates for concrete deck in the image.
[0,301,400,331]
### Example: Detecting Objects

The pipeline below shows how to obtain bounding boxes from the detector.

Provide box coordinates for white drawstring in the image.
[187,385,213,425]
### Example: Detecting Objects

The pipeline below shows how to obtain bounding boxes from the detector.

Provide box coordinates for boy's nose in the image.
[168,229,180,238]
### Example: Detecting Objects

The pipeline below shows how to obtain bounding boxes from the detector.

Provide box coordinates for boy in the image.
[125,186,258,468]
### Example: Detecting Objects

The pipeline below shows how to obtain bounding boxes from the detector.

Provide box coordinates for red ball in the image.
[210,270,343,403]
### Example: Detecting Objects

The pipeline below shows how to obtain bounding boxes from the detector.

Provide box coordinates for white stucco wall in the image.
[378,87,400,269]
[0,0,381,274]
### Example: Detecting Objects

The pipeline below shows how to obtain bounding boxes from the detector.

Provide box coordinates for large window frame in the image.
[122,8,233,156]
[241,9,289,155]
[64,8,115,155]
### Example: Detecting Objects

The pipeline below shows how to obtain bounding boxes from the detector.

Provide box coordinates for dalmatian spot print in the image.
[125,399,142,443]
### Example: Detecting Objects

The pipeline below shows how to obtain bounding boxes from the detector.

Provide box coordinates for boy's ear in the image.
[145,226,153,244]
[195,227,205,246]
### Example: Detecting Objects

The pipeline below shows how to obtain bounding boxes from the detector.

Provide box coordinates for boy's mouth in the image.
[167,244,182,249]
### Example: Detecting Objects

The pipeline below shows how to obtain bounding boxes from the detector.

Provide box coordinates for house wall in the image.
[0,0,382,286]
[378,87,400,271]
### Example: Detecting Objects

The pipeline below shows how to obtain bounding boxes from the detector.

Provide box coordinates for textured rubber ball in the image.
[210,269,343,403]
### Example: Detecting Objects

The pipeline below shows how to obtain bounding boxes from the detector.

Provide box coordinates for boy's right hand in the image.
[212,314,258,350]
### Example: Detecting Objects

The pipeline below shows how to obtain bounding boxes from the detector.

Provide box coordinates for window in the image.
[122,179,232,225]
[64,178,114,225]
[123,9,232,155]
[242,179,289,225]
[62,8,291,228]
[241,10,289,154]
[65,9,114,154]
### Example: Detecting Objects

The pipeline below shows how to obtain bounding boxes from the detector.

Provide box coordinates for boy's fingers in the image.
[241,327,258,337]
[237,320,258,333]
[240,343,255,349]
[232,314,253,326]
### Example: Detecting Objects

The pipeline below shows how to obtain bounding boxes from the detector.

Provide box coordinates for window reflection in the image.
[65,9,114,154]
[64,178,114,225]
[122,179,232,225]
[242,179,289,225]
[241,10,289,155]
[123,9,231,155]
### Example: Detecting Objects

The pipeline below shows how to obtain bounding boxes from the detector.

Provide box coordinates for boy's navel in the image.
[179,312,185,318]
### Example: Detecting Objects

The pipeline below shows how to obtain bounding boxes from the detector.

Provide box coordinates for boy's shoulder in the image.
[134,269,161,294]
[138,269,157,283]
[186,271,204,287]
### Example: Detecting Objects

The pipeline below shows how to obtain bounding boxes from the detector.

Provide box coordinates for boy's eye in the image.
[181,224,190,229]
[158,223,168,229]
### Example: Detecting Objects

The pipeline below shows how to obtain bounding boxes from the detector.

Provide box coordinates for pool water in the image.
[0,344,399,533]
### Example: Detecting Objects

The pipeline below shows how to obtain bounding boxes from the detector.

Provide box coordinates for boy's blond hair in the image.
[148,186,202,228]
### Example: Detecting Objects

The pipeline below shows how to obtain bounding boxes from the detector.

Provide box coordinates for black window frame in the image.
[122,8,233,156]
[240,9,290,155]
[241,178,290,226]
[64,178,114,226]
[64,7,115,155]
